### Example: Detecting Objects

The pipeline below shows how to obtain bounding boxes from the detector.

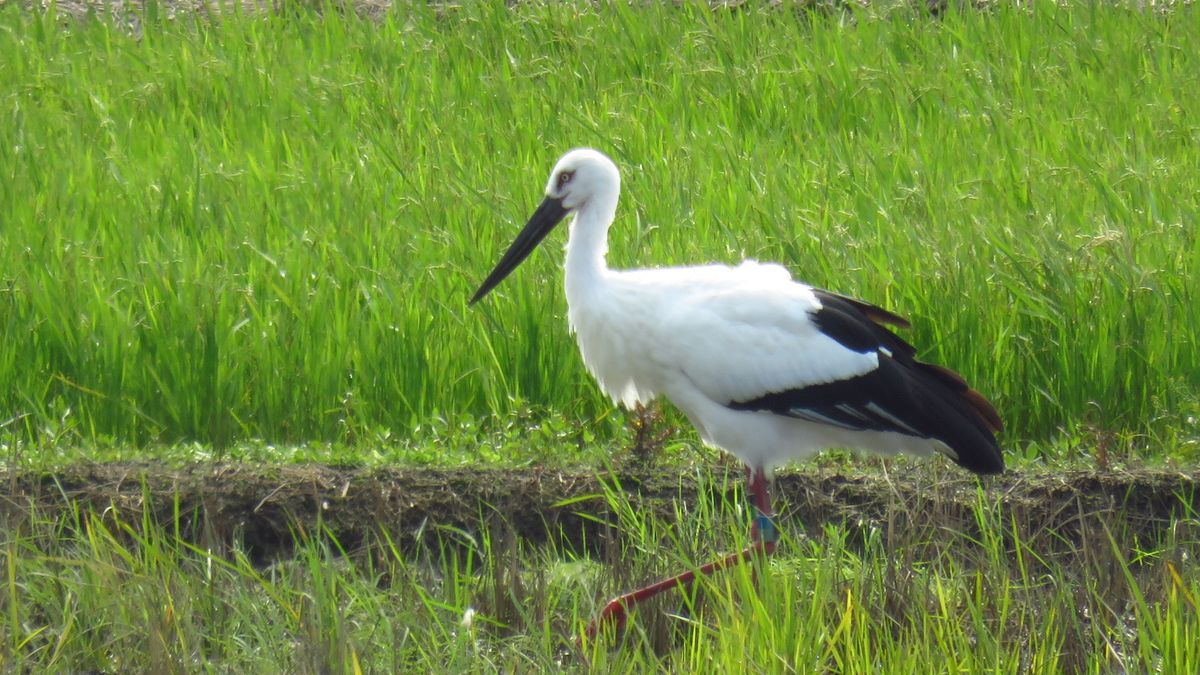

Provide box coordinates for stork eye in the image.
[557,171,574,187]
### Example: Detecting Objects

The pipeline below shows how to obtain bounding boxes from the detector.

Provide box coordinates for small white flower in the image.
[461,607,476,630]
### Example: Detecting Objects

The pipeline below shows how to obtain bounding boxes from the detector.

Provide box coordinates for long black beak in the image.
[470,196,569,305]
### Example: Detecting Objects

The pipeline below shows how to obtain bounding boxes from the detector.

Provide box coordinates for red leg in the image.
[582,466,778,642]
[746,465,777,546]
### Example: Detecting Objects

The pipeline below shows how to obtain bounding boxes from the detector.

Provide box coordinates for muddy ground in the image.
[1,462,1197,565]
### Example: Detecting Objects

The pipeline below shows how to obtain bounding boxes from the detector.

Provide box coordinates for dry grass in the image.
[1,461,1195,563]
[2,463,1199,671]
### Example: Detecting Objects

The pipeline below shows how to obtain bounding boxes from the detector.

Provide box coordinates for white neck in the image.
[564,188,619,302]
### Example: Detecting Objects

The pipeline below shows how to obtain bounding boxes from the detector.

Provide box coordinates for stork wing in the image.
[662,278,1003,473]
[662,281,885,407]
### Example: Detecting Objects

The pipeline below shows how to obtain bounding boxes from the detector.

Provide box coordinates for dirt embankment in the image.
[1,463,1196,564]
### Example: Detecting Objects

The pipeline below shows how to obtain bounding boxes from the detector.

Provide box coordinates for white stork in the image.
[470,148,1003,640]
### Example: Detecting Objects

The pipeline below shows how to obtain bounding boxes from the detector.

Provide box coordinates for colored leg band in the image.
[754,513,780,544]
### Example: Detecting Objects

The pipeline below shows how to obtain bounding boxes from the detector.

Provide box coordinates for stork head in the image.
[470,148,620,305]
[542,148,620,212]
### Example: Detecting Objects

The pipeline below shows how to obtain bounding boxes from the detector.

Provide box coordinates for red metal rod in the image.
[582,467,777,641]
[583,539,777,640]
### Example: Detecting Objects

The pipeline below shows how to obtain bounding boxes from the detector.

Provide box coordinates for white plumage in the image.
[569,262,893,470]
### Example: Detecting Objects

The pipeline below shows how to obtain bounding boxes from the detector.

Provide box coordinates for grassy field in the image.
[2,465,1198,672]
[1,1,1197,465]
[2,2,1200,672]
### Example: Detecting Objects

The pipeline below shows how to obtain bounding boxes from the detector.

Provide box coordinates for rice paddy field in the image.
[1,1,1199,672]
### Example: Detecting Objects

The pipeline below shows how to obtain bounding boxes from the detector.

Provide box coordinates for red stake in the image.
[582,466,778,642]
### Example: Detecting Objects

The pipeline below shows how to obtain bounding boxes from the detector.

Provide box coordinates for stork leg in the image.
[582,466,778,641]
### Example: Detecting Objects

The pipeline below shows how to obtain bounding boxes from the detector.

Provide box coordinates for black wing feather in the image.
[728,289,1004,475]
[815,289,912,329]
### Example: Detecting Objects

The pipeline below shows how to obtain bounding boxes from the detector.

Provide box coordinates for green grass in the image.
[2,3,1199,463]
[3,7,1199,671]
[2,468,1198,672]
